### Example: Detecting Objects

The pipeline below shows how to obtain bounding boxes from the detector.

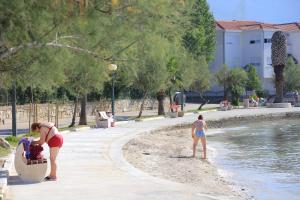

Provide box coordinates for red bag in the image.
[29,144,44,160]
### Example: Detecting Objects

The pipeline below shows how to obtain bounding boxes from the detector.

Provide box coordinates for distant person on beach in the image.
[191,115,208,159]
[31,122,63,181]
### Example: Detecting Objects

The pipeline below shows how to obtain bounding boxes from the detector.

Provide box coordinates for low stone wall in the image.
[0,98,170,123]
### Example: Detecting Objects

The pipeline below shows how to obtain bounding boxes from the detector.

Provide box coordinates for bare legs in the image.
[193,136,199,158]
[200,136,207,159]
[193,136,207,159]
[49,147,60,179]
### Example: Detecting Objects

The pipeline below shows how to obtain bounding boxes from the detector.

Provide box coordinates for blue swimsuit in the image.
[196,130,205,137]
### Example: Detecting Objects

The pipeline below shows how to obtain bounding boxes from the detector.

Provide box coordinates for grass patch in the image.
[5,124,93,147]
[0,146,11,158]
[186,107,218,113]
[58,124,91,132]
[5,136,20,147]
[5,131,41,147]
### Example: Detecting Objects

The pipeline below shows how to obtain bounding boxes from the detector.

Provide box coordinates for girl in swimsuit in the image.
[191,115,208,159]
[31,122,63,181]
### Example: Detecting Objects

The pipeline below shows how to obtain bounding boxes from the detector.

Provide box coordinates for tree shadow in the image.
[169,155,194,159]
[7,175,39,185]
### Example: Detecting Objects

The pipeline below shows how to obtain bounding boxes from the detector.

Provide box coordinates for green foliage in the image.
[284,57,300,92]
[256,90,269,98]
[228,68,248,105]
[0,146,11,157]
[183,0,216,62]
[0,0,216,110]
[5,136,20,147]
[244,64,262,91]
[215,65,248,105]
[215,65,230,98]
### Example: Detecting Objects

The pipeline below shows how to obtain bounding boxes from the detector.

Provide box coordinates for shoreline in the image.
[123,110,300,200]
[123,128,250,200]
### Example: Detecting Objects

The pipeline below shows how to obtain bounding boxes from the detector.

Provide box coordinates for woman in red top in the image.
[31,122,63,181]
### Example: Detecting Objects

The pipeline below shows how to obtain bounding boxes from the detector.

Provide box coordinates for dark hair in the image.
[198,115,203,120]
[31,123,41,131]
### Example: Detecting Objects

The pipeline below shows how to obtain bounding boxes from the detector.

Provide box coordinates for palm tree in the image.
[271,31,287,103]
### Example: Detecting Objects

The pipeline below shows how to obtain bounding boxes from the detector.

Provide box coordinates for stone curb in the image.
[0,152,14,200]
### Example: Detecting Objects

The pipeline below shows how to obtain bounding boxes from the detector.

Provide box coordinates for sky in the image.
[207,0,300,23]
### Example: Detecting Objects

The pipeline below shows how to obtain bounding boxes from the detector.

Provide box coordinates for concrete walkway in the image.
[6,107,300,200]
[0,103,216,135]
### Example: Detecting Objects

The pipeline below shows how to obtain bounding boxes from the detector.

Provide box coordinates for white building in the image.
[209,20,300,95]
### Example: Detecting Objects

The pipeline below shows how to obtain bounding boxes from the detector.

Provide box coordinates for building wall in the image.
[263,31,275,78]
[208,27,300,96]
[289,31,300,63]
[241,30,264,77]
[224,31,242,68]
[210,30,224,73]
[263,78,275,94]
[262,30,276,94]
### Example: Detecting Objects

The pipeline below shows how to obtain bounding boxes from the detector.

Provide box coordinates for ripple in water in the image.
[209,119,300,200]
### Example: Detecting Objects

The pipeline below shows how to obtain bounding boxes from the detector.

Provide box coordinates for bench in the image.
[95,111,114,128]
[219,100,233,111]
[14,144,48,182]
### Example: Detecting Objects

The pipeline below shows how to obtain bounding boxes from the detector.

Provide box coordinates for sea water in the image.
[208,119,300,200]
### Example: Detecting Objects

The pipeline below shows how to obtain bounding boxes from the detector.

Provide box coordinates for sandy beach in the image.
[123,128,250,200]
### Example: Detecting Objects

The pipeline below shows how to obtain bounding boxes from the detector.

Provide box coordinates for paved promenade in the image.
[0,103,213,135]
[6,107,300,200]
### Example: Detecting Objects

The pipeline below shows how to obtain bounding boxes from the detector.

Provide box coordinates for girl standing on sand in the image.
[191,115,208,159]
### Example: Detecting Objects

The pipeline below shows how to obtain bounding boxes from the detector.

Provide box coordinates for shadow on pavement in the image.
[8,175,39,185]
[169,155,194,159]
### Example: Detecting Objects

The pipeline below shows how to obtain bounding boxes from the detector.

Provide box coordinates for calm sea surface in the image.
[209,119,300,200]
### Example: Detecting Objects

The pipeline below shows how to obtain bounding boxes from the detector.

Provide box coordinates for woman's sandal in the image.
[44,176,57,181]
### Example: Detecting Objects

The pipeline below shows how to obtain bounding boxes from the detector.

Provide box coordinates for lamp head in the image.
[108,64,118,71]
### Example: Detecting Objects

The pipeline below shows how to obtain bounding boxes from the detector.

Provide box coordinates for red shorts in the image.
[47,134,63,148]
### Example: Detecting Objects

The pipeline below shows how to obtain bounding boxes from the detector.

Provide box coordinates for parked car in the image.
[174,92,186,105]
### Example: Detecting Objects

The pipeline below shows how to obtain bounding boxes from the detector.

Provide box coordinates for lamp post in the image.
[12,81,17,136]
[108,64,118,117]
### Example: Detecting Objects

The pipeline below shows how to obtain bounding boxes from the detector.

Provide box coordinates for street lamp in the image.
[108,64,117,117]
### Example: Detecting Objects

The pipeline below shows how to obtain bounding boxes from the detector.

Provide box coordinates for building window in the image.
[250,40,261,44]
[264,38,271,43]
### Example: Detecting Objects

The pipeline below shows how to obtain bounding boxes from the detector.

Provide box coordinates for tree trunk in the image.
[197,93,209,110]
[156,91,165,115]
[224,84,229,100]
[137,92,147,118]
[79,93,87,125]
[69,95,78,127]
[274,65,285,103]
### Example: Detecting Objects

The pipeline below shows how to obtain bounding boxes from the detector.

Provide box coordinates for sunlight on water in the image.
[209,119,300,200]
